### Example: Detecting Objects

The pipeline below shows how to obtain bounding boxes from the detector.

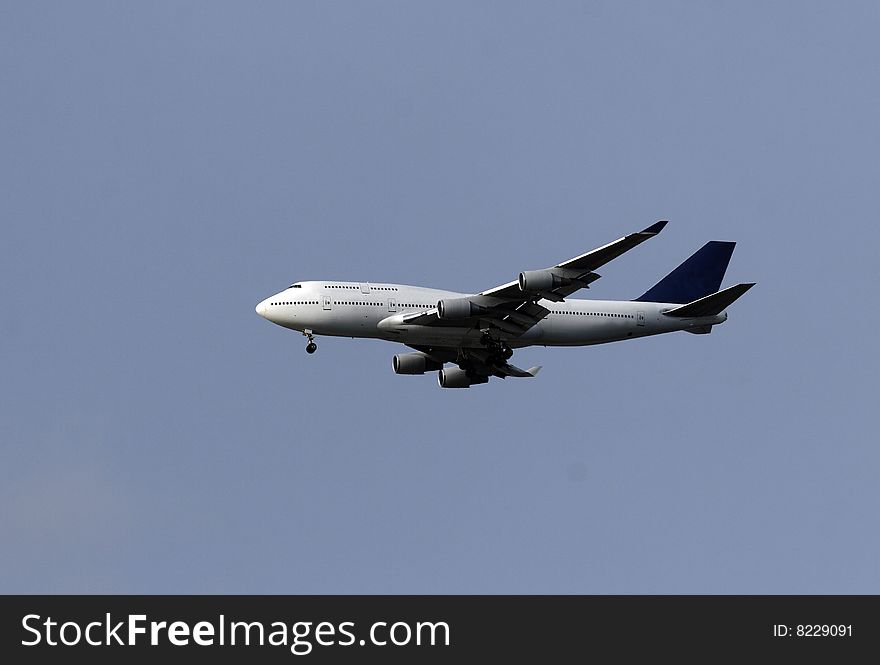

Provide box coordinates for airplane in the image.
[255,221,754,388]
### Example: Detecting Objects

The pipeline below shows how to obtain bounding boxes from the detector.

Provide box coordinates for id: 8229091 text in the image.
[773,624,852,638]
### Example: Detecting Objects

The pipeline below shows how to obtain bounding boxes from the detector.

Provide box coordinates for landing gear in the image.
[479,330,513,365]
[303,330,317,354]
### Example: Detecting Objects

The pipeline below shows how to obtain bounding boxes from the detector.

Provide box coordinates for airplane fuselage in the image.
[255,281,726,349]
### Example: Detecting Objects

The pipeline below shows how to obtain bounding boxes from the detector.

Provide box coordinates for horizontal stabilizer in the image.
[663,283,755,317]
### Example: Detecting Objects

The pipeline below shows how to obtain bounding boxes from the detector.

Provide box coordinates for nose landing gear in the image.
[303,330,317,354]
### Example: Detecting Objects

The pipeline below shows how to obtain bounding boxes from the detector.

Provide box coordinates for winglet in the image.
[526,366,542,377]
[641,220,668,235]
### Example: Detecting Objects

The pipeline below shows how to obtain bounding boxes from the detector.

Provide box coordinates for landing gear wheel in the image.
[302,329,317,354]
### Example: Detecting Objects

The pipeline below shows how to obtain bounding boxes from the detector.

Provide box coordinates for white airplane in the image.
[255,221,754,388]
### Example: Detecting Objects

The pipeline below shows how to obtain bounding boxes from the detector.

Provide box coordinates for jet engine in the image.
[518,270,569,292]
[438,367,489,388]
[436,298,485,320]
[392,352,443,375]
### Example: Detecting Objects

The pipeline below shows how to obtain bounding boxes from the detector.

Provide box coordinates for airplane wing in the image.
[408,344,541,380]
[403,220,668,336]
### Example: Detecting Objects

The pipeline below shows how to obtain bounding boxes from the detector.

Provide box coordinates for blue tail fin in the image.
[634,241,735,304]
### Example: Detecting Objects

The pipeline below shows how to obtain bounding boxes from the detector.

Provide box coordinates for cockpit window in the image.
[288,284,302,289]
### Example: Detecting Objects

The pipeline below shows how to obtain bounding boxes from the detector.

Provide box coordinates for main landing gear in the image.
[303,330,317,354]
[480,331,513,366]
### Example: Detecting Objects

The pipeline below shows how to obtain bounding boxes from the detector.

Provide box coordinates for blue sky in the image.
[2,1,878,592]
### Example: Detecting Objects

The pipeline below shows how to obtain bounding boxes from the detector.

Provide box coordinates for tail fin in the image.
[663,283,755,317]
[634,241,735,304]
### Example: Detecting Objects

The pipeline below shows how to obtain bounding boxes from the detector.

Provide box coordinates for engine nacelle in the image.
[392,352,443,375]
[437,298,484,320]
[518,270,569,292]
[438,367,489,388]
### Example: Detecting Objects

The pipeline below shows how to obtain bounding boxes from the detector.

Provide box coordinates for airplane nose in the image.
[255,299,269,319]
